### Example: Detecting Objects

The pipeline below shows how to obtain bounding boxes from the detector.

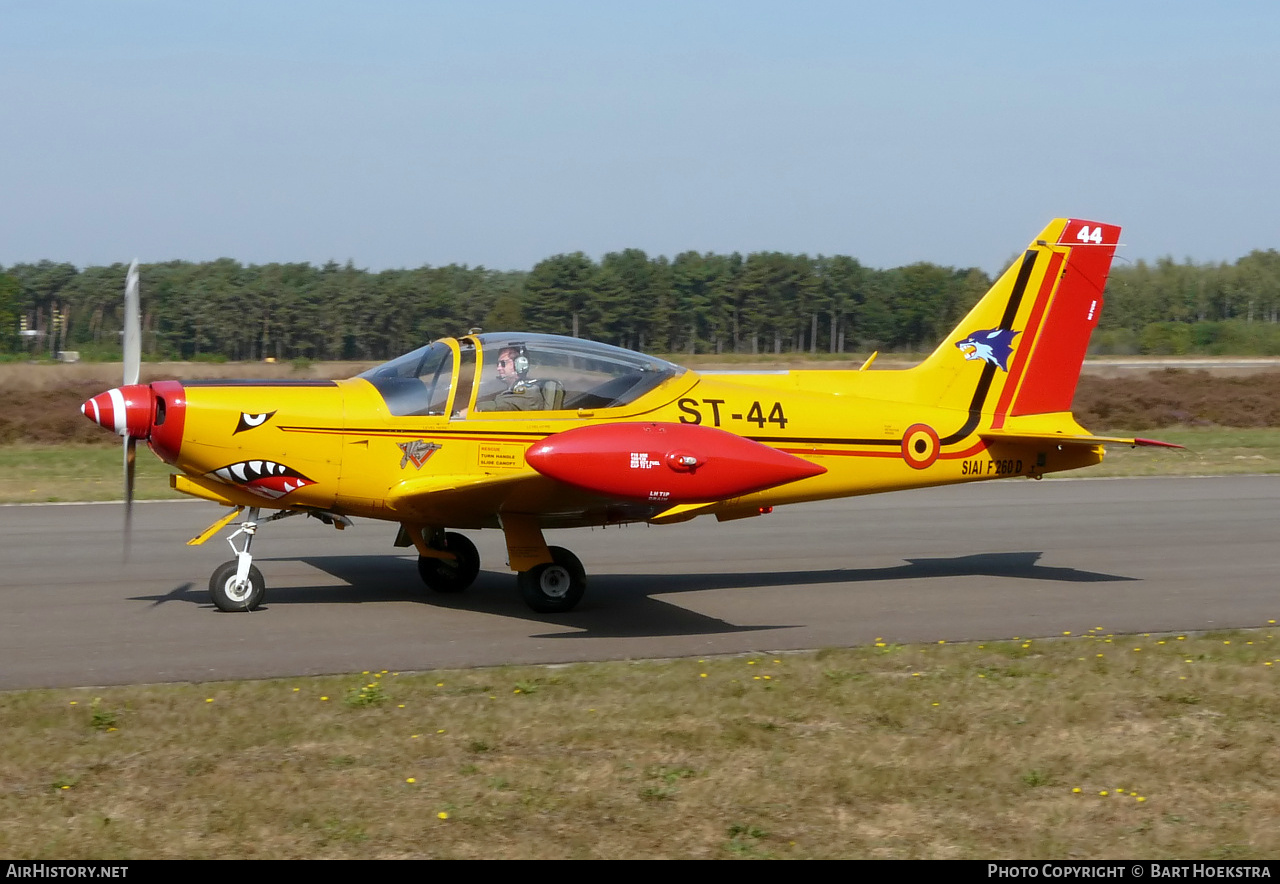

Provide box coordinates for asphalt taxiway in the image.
[2,475,1275,690]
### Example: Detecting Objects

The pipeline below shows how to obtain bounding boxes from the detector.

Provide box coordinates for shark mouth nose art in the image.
[207,460,315,500]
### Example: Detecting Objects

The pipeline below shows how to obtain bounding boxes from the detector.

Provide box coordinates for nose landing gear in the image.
[202,507,350,612]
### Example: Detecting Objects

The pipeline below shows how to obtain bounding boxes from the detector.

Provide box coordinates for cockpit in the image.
[356,333,687,419]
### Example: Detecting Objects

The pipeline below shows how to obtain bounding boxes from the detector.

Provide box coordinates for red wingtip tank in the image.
[524,421,826,505]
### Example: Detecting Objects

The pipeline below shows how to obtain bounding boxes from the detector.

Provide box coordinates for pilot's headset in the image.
[510,345,530,378]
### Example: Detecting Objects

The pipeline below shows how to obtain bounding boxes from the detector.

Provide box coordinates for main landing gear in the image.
[415,530,481,594]
[517,547,586,614]
[402,518,588,613]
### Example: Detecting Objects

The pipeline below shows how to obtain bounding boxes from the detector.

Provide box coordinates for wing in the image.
[386,471,549,525]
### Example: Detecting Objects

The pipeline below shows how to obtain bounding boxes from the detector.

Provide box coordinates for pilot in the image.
[475,346,552,412]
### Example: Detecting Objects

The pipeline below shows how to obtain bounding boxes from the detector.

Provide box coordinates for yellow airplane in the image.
[82,218,1175,614]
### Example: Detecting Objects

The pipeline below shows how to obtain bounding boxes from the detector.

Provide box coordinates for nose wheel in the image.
[209,560,265,612]
[204,507,315,612]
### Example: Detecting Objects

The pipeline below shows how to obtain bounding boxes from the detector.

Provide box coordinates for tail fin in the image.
[913,218,1119,431]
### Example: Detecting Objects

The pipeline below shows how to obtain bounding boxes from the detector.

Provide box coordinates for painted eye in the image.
[234,411,277,434]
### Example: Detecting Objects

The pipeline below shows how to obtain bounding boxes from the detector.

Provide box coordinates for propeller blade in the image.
[124,435,137,561]
[123,259,141,386]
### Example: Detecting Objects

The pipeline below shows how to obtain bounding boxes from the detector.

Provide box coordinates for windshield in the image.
[356,341,456,417]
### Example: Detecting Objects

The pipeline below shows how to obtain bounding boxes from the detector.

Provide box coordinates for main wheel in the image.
[209,560,266,612]
[417,531,481,593]
[517,546,586,613]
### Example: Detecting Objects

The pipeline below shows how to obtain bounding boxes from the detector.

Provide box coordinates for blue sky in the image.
[3,1,1277,274]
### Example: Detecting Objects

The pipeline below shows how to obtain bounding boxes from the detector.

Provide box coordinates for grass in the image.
[0,444,184,504]
[1084,427,1280,477]
[3,630,1278,859]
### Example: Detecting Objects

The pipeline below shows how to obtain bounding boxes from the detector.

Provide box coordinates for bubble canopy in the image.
[357,333,687,417]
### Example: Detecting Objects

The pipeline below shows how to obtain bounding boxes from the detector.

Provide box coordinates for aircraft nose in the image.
[80,384,156,438]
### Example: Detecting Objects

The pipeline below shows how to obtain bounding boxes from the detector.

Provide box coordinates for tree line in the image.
[2,246,1279,361]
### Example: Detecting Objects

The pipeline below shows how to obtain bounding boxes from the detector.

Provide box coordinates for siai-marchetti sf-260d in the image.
[81,218,1177,614]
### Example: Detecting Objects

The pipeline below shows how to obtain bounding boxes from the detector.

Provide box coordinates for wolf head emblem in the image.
[955,328,1019,371]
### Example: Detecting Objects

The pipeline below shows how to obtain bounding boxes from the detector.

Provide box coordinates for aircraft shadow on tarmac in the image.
[134,551,1136,641]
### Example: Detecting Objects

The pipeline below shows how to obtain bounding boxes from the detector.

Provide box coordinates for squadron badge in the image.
[398,439,442,470]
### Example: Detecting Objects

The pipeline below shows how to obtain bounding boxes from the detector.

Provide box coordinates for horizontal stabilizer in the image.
[980,429,1184,449]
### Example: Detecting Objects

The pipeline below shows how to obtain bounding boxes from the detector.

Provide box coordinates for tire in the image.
[209,559,266,612]
[416,531,481,593]
[517,546,586,613]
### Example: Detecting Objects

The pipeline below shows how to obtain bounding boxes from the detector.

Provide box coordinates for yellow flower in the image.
[406,777,416,784]
[438,812,449,820]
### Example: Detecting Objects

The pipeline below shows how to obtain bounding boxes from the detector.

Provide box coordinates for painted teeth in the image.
[211,460,303,485]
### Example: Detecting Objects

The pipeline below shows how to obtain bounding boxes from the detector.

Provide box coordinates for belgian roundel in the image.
[901,423,940,470]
